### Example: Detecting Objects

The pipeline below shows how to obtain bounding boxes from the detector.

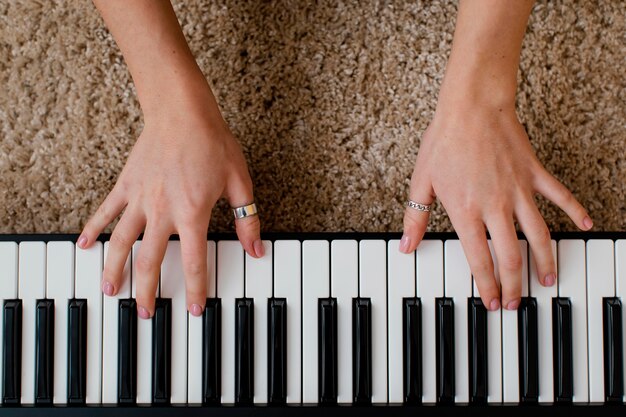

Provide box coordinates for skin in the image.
[401,0,593,311]
[80,0,593,319]
[79,0,263,319]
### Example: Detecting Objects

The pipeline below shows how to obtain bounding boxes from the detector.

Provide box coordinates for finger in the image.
[401,175,435,253]
[486,216,523,310]
[516,200,557,287]
[455,220,501,311]
[134,223,170,319]
[102,209,145,297]
[226,172,262,258]
[79,190,127,249]
[534,168,593,230]
[179,227,209,317]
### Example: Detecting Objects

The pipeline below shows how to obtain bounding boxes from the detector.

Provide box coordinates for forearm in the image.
[92,0,222,127]
[438,0,536,110]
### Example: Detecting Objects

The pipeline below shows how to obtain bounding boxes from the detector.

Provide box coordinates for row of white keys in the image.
[47,241,75,404]
[617,240,626,403]
[218,240,244,404]
[245,240,273,403]
[302,240,329,403]
[387,240,415,403]
[444,239,470,403]
[587,239,615,403]
[75,242,103,404]
[101,242,131,403]
[274,240,302,403]
[331,240,358,403]
[557,239,588,402]
[359,240,387,403]
[417,240,444,404]
[0,242,18,402]
[529,240,557,403]
[187,241,216,403]
[19,242,46,404]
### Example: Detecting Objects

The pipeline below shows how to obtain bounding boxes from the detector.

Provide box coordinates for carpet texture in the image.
[0,0,624,235]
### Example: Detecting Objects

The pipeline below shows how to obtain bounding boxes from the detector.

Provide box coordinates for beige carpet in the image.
[0,0,624,235]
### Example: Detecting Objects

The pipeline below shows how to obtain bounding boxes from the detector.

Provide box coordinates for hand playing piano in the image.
[400,0,593,311]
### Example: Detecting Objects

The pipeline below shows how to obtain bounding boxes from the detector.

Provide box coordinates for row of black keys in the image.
[2,296,624,405]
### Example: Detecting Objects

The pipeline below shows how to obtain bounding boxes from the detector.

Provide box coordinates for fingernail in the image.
[190,304,203,317]
[253,240,265,258]
[489,298,500,311]
[399,235,411,253]
[506,299,520,310]
[583,216,593,230]
[102,281,114,296]
[77,235,88,248]
[138,306,151,320]
[544,273,556,287]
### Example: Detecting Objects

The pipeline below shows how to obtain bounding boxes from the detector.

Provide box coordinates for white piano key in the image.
[557,239,588,403]
[187,241,216,404]
[416,239,444,404]
[444,240,470,403]
[475,241,502,403]
[529,240,557,403]
[616,240,626,403]
[245,240,273,404]
[46,241,75,404]
[501,240,528,403]
[101,242,131,404]
[273,240,302,404]
[19,242,46,404]
[359,240,387,403]
[586,239,615,403]
[387,239,415,403]
[302,240,330,404]
[0,242,18,402]
[75,241,103,404]
[330,240,358,404]
[160,241,187,404]
[217,240,244,404]
[132,241,152,404]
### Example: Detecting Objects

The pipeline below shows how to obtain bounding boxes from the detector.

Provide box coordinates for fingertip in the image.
[583,216,593,231]
[77,234,89,249]
[543,273,556,287]
[189,303,204,317]
[102,281,115,297]
[489,298,501,311]
[399,234,412,254]
[253,239,265,258]
[138,305,152,320]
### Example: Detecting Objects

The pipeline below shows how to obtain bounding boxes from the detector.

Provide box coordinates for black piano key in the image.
[203,298,221,404]
[552,297,573,403]
[518,297,539,403]
[118,299,137,404]
[352,298,372,404]
[152,298,172,404]
[318,297,338,404]
[468,297,488,404]
[268,298,287,404]
[2,300,22,404]
[35,299,54,404]
[235,298,254,404]
[67,299,87,404]
[436,297,455,404]
[403,298,422,404]
[603,297,623,403]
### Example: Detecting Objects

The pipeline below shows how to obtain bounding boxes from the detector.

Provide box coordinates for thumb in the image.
[226,172,263,258]
[401,177,435,254]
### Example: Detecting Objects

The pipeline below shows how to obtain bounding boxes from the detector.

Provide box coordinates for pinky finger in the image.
[534,168,593,231]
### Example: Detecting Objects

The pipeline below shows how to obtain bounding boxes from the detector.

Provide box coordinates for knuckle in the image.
[472,259,493,276]
[135,254,157,274]
[533,225,551,244]
[500,254,522,271]
[110,232,132,250]
[184,259,205,278]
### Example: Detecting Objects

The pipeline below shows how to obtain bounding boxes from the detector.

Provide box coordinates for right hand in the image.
[77,85,262,319]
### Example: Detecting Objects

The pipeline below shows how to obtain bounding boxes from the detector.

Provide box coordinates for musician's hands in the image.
[77,84,262,319]
[400,101,592,310]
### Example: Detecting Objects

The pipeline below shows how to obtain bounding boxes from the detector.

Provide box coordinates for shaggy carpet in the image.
[0,0,624,236]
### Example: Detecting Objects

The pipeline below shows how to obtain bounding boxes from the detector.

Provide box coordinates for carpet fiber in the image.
[1,0,624,235]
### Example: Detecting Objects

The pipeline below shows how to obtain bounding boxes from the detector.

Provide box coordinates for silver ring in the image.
[406,200,431,212]
[232,202,258,220]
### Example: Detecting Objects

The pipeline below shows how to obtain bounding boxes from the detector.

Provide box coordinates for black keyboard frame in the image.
[0,231,624,414]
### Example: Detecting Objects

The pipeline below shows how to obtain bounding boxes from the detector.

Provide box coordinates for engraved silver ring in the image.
[406,200,431,213]
[232,202,258,220]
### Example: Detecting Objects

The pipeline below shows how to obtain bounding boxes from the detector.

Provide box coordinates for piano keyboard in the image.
[0,232,624,413]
